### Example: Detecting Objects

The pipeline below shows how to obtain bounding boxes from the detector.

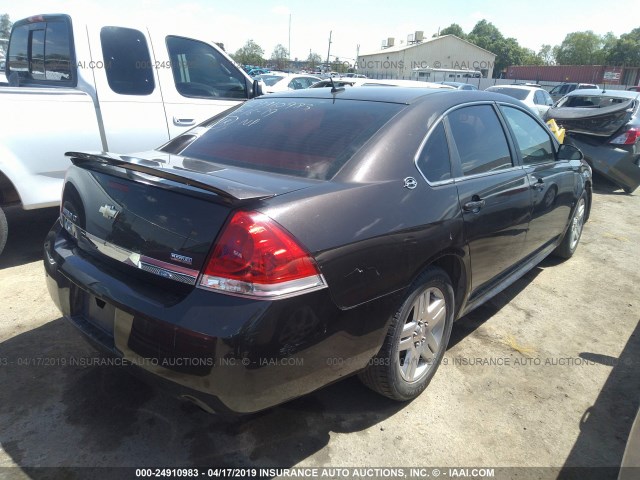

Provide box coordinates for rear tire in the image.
[359,267,454,401]
[553,193,586,259]
[0,206,7,256]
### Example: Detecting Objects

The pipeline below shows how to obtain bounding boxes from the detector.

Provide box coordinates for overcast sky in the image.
[2,0,637,62]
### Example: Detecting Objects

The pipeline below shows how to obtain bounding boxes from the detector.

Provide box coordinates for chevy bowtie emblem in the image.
[99,204,120,220]
[403,177,418,190]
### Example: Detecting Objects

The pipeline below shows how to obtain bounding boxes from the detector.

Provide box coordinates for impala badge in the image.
[99,204,120,220]
[171,252,193,265]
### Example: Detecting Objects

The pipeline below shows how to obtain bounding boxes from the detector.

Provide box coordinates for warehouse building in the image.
[357,34,496,80]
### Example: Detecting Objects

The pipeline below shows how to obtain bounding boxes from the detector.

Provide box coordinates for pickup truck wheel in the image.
[358,267,454,401]
[0,206,7,256]
[553,193,586,259]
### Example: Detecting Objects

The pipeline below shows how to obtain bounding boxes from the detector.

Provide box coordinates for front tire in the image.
[0,206,7,256]
[359,267,454,401]
[553,193,586,259]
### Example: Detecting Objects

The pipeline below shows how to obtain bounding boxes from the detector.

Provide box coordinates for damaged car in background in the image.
[545,89,640,193]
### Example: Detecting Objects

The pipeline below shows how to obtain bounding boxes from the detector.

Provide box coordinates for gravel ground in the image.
[0,177,638,480]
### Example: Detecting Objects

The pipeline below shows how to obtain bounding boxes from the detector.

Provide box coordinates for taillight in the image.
[610,128,640,145]
[199,211,326,299]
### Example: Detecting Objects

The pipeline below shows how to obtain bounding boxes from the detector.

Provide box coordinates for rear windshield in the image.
[256,75,284,86]
[488,87,529,100]
[178,98,404,179]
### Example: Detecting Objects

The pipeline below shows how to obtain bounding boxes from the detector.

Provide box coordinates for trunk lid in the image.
[61,151,318,284]
[546,98,637,137]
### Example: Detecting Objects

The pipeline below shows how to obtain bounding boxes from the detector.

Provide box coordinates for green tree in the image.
[270,44,289,70]
[607,28,640,66]
[434,23,466,39]
[468,20,503,47]
[232,39,265,66]
[0,14,11,39]
[555,31,604,65]
[598,32,618,64]
[307,51,322,70]
[467,21,527,76]
[538,44,555,65]
[0,13,11,56]
[521,48,544,66]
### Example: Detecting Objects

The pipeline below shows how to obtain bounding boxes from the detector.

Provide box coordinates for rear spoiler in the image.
[66,151,276,203]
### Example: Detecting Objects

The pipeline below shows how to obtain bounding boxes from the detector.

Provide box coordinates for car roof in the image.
[441,81,473,87]
[311,78,455,89]
[259,86,514,106]
[487,85,541,92]
[565,88,640,99]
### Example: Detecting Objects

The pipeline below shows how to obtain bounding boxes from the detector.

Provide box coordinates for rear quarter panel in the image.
[260,98,467,309]
[0,88,103,208]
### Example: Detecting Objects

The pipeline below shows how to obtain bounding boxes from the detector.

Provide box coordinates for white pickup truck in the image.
[0,13,261,254]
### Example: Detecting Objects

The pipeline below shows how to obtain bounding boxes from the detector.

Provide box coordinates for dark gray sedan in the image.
[44,87,592,413]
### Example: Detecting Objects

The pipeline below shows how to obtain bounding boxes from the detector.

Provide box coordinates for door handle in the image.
[173,117,196,126]
[531,177,545,191]
[463,198,486,213]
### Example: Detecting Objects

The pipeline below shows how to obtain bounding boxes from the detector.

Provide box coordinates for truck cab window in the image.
[100,27,155,95]
[7,19,73,85]
[166,36,248,100]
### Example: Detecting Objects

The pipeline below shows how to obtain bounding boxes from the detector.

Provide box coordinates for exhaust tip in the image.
[179,394,218,414]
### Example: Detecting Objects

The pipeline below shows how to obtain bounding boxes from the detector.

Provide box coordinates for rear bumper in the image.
[43,222,398,414]
[566,135,640,192]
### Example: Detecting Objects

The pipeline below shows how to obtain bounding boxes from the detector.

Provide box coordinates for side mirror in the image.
[251,79,264,98]
[557,144,583,161]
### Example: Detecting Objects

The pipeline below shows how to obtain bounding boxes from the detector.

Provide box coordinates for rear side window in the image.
[289,77,318,89]
[257,75,282,86]
[7,19,74,85]
[177,98,403,180]
[416,123,452,183]
[166,36,248,99]
[447,105,512,176]
[101,27,154,95]
[500,106,555,165]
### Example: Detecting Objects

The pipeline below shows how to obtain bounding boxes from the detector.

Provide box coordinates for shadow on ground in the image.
[591,172,631,196]
[558,320,640,480]
[0,318,404,476]
[0,206,59,270]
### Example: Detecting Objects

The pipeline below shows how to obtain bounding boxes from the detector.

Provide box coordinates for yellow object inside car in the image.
[547,118,565,144]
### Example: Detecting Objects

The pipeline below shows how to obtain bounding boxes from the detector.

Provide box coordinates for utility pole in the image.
[356,44,360,72]
[288,14,291,63]
[326,30,332,73]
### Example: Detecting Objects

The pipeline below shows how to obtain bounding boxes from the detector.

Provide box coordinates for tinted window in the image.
[7,20,73,84]
[167,36,247,99]
[447,105,512,176]
[488,87,528,100]
[101,27,154,95]
[30,28,46,80]
[176,98,403,180]
[416,123,452,183]
[501,106,554,164]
